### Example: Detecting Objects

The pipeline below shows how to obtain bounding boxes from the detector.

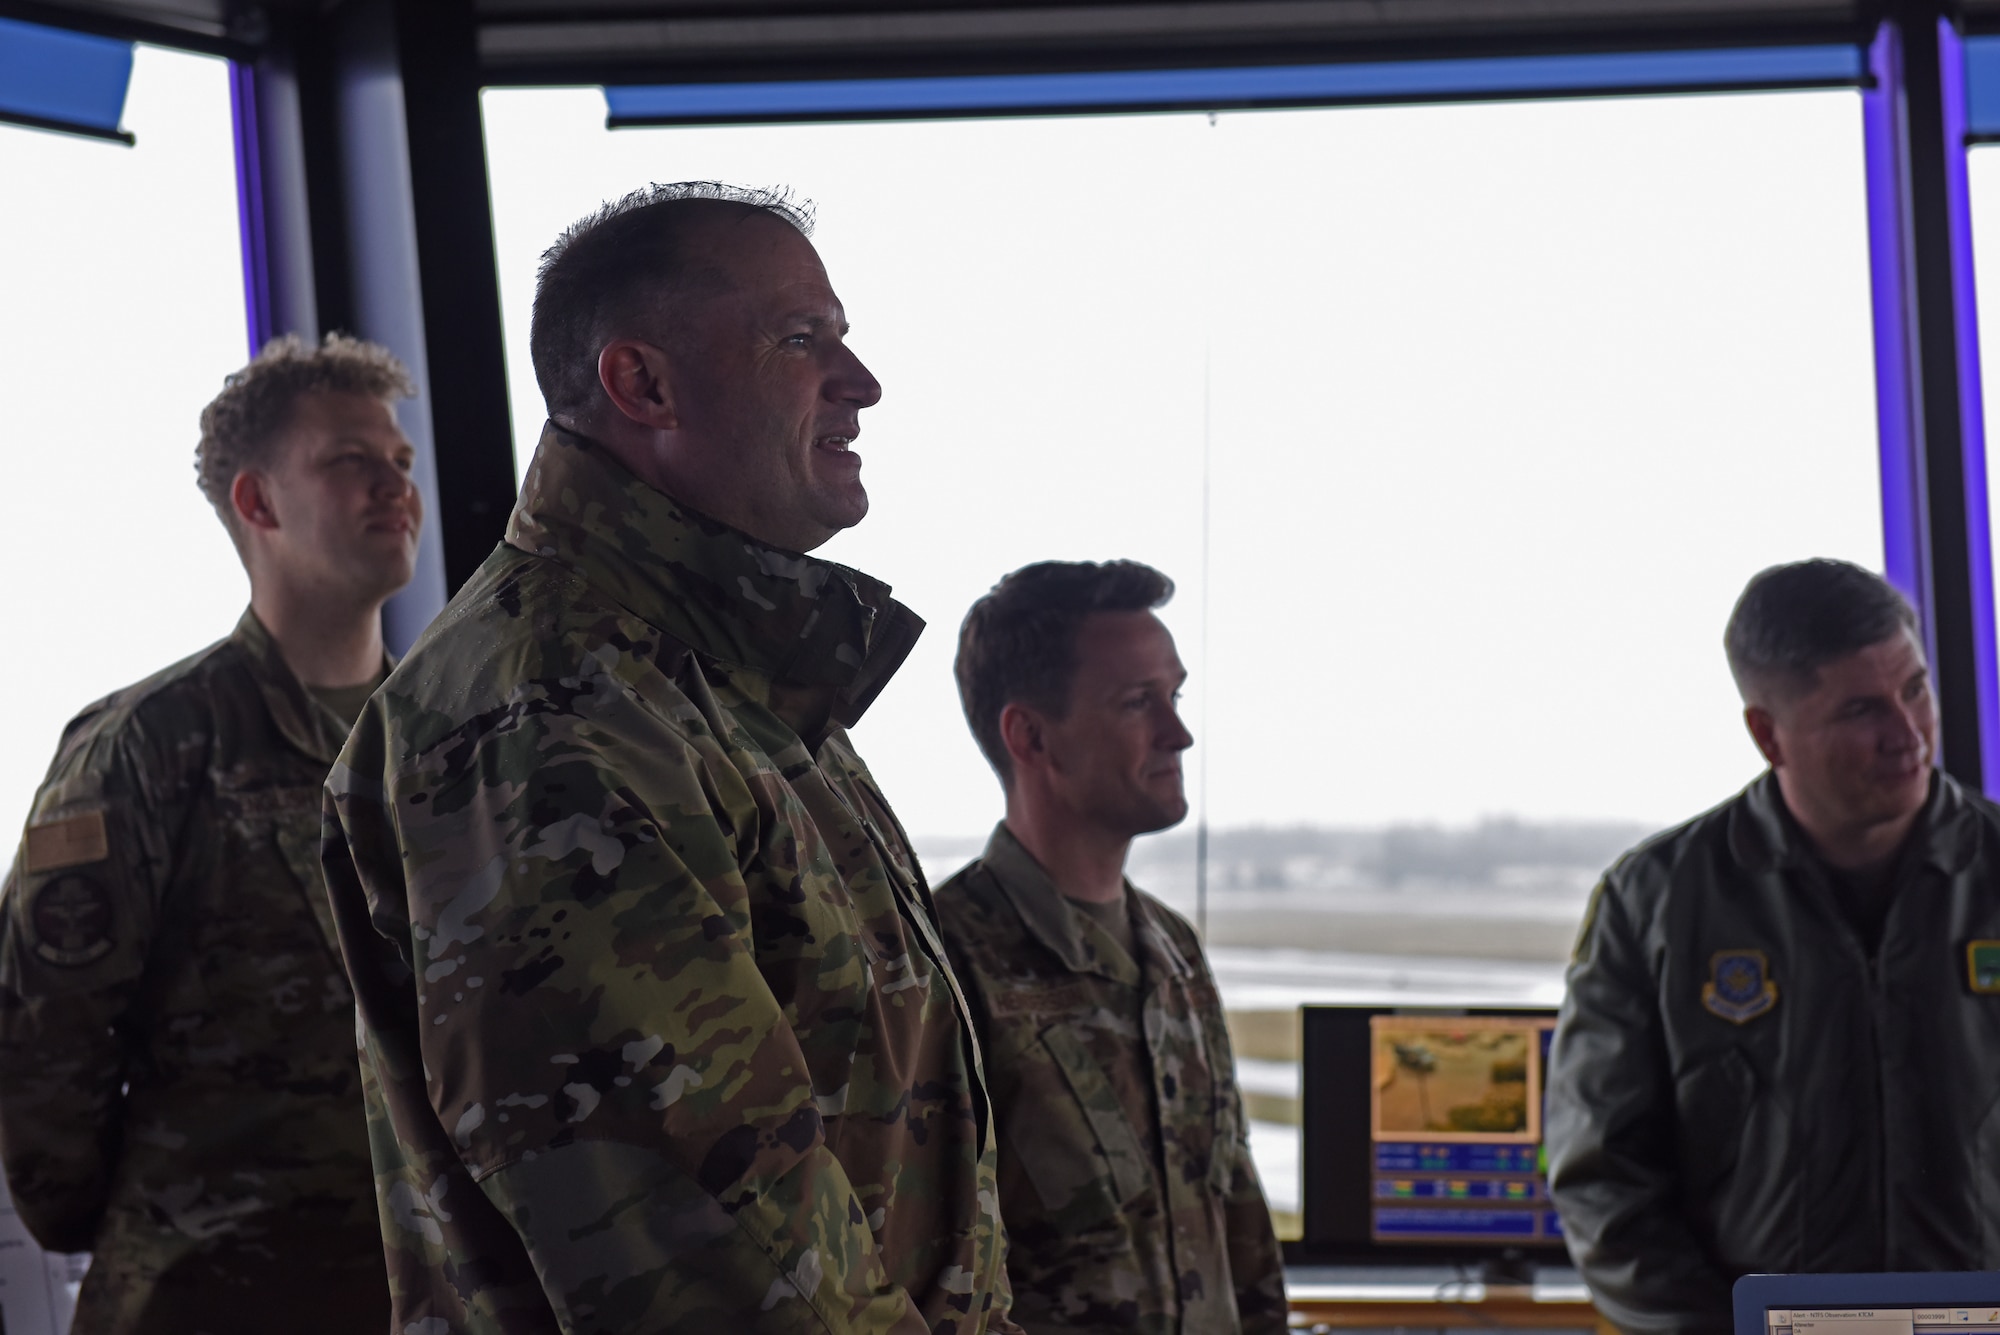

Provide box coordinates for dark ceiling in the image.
[11,0,2000,83]
[481,0,1874,82]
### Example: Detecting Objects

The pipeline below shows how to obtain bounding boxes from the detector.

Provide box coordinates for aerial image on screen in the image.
[1369,1014,1560,1243]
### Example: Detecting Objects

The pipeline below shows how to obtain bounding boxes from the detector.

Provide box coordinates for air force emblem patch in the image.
[1967,941,2000,994]
[1702,949,1778,1024]
[30,873,114,968]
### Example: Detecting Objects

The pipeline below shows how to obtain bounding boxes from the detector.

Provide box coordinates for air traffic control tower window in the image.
[0,43,250,877]
[481,80,1882,1238]
[1963,39,2000,709]
[0,31,250,1328]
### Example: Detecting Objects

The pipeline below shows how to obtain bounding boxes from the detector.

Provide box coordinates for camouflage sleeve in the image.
[1209,974,1286,1334]
[329,696,930,1334]
[0,711,184,1251]
[1221,1120,1288,1334]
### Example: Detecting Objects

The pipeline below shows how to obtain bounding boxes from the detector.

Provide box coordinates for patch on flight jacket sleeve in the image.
[22,810,109,873]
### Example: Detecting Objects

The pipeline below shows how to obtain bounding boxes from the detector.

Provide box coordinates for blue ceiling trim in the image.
[1966,35,2000,140]
[0,16,135,144]
[605,44,1864,126]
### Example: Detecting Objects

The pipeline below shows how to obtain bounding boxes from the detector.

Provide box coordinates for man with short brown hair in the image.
[1548,558,2000,1334]
[0,332,418,1331]
[935,559,1287,1335]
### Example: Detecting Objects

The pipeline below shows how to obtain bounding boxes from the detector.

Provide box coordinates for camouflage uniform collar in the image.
[982,823,1144,986]
[1728,767,1975,877]
[508,423,923,728]
[229,608,374,765]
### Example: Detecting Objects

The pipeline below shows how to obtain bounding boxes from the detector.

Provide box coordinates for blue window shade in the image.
[606,45,1864,126]
[0,16,134,143]
[1968,35,2000,140]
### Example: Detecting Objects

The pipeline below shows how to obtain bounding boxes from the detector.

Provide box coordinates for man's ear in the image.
[598,340,680,431]
[1744,705,1784,769]
[230,471,280,534]
[999,702,1047,779]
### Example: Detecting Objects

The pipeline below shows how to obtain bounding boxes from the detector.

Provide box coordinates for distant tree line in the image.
[1130,817,1657,891]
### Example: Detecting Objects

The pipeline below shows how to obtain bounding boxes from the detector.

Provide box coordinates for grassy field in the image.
[1227,1008,1303,1239]
[1204,902,1578,961]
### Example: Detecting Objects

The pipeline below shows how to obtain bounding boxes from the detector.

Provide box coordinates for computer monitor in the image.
[1297,1003,1566,1266]
[1733,1274,2000,1335]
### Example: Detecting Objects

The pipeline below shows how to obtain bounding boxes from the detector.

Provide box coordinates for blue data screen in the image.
[1374,1176,1544,1201]
[1375,1143,1541,1173]
[1375,1208,1540,1238]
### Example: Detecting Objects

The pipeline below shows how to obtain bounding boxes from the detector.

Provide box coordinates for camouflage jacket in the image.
[322,424,1017,1335]
[0,609,388,1334]
[934,826,1286,1335]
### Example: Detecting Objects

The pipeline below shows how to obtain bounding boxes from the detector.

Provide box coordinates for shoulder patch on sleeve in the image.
[30,874,114,967]
[1571,876,1610,963]
[23,809,108,873]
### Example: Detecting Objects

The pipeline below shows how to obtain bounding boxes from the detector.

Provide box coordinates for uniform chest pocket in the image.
[273,818,342,962]
[1189,1004,1238,1191]
[1008,1018,1153,1227]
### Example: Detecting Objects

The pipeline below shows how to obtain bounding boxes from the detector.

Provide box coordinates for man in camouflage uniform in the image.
[0,334,420,1331]
[935,561,1287,1335]
[321,184,1017,1333]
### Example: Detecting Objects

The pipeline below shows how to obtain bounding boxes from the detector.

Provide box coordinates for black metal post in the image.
[1889,1,1988,790]
[236,0,516,650]
[387,0,519,596]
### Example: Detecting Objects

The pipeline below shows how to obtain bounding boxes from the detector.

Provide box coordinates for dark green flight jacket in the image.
[1547,770,2000,1335]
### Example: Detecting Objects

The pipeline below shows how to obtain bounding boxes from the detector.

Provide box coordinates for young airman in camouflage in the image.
[0,334,421,1331]
[935,561,1287,1334]
[321,184,1018,1333]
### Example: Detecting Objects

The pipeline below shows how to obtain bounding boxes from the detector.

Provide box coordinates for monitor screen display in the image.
[1300,1004,1565,1262]
[1770,1309,2000,1335]
[1734,1276,2000,1335]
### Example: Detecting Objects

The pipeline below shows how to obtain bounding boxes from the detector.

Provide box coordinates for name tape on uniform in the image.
[22,810,108,874]
[988,980,1093,1018]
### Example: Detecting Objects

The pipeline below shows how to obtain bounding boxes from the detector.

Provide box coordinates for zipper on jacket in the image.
[1864,944,1890,1269]
[822,761,996,1152]
[1812,873,1889,1272]
[1803,852,1890,1272]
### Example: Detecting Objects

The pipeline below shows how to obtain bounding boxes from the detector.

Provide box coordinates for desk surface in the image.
[1286,1265,1592,1304]
[1284,1265,1602,1330]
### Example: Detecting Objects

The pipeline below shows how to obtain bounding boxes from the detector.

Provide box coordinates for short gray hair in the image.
[530,182,816,419]
[1724,559,1920,706]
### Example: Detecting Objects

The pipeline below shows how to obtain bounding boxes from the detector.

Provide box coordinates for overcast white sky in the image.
[483,85,1882,842]
[0,53,1950,862]
[0,46,249,861]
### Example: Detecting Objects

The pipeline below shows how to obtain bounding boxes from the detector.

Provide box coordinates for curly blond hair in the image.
[195,333,415,534]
